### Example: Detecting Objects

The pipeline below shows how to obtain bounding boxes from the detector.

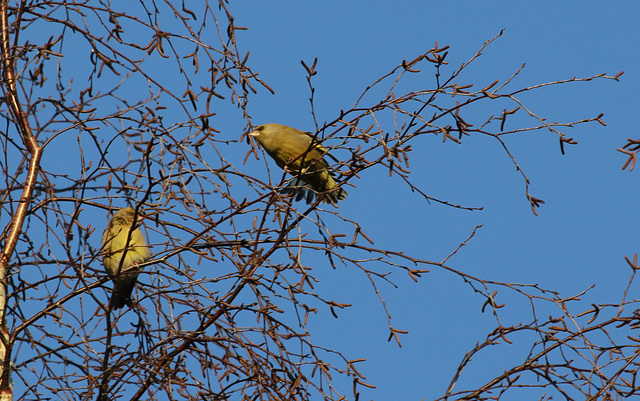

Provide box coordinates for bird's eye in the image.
[257,126,264,131]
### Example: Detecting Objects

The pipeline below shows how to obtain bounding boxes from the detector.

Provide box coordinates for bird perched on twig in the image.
[249,123,347,204]
[101,207,149,309]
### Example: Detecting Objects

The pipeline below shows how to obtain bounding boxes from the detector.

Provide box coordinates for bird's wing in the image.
[301,131,340,163]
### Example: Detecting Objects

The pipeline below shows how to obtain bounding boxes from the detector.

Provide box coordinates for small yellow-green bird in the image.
[249,123,347,204]
[101,207,149,309]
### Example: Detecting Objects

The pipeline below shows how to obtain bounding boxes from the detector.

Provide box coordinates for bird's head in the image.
[113,207,143,227]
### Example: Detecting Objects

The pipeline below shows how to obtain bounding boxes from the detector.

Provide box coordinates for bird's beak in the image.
[248,130,259,138]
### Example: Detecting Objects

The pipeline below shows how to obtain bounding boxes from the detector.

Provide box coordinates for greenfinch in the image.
[101,207,149,309]
[249,123,347,204]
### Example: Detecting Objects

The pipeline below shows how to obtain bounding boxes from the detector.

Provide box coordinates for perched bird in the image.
[101,207,149,309]
[249,123,347,204]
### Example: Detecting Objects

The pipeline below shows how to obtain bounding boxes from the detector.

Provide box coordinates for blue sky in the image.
[9,1,640,399]
[223,2,639,399]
